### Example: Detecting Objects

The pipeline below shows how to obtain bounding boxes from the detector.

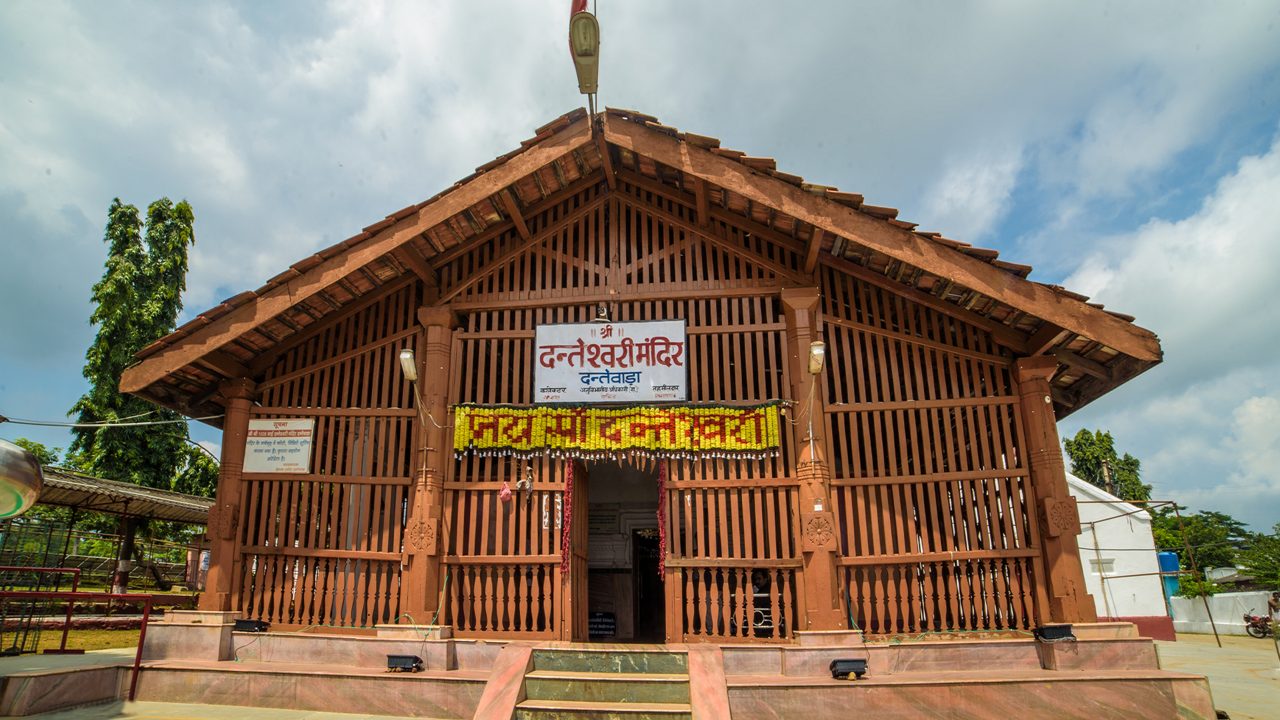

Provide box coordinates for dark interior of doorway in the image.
[631,527,664,642]
[585,461,664,643]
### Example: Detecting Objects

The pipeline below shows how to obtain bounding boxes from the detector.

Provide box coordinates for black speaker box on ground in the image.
[387,655,424,672]
[829,658,868,680]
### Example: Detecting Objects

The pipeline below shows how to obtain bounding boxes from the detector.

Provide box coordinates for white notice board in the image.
[534,320,687,403]
[243,419,315,474]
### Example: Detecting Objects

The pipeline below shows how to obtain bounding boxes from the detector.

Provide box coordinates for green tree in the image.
[1063,428,1151,501]
[11,438,62,467]
[1236,523,1280,588]
[1151,506,1251,572]
[69,198,211,494]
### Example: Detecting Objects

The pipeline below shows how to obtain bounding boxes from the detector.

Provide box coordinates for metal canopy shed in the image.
[37,467,211,525]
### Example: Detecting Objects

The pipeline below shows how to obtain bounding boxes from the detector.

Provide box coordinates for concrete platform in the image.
[0,622,1234,719]
[0,649,135,716]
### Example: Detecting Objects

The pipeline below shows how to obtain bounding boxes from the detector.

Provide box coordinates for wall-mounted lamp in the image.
[399,348,418,383]
[807,340,826,375]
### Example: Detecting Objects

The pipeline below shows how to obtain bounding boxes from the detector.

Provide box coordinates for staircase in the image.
[516,648,692,720]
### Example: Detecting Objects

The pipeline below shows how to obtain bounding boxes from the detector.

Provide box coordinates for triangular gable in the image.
[121,107,1161,421]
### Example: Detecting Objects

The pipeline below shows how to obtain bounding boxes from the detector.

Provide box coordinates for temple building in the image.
[121,108,1162,644]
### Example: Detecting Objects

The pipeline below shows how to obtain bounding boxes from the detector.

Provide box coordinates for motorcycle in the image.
[1243,610,1273,639]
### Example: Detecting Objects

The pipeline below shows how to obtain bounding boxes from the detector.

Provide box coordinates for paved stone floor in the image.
[1156,632,1280,720]
[10,634,1279,719]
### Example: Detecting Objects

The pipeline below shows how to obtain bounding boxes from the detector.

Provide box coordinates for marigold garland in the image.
[452,402,784,461]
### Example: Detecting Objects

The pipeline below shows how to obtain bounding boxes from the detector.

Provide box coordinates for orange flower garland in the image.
[453,403,783,460]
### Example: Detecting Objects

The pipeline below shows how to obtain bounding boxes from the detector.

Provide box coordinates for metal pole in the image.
[1173,505,1220,648]
[129,596,152,701]
[1089,523,1112,619]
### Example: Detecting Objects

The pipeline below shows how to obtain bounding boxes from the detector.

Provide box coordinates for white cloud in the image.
[1064,132,1280,528]
[3,0,1280,529]
[921,147,1022,241]
[1226,396,1280,492]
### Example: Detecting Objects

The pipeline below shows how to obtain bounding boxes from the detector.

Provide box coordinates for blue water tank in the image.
[1157,551,1180,609]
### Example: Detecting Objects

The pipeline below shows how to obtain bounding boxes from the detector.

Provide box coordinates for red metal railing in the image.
[0,591,153,701]
[0,566,81,653]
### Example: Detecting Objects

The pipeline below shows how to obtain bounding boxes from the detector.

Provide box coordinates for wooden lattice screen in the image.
[819,265,1048,634]
[231,174,1049,638]
[441,181,803,641]
[237,282,419,628]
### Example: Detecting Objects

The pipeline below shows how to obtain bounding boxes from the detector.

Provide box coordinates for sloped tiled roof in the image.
[121,107,1160,421]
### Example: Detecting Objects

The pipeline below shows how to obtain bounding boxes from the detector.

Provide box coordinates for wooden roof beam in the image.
[498,189,532,242]
[437,195,608,304]
[1051,386,1079,409]
[612,193,808,286]
[1026,322,1066,356]
[602,115,1161,363]
[803,226,825,276]
[595,130,617,191]
[194,350,251,380]
[429,171,605,269]
[693,177,710,228]
[120,114,594,394]
[1053,348,1114,381]
[391,246,440,303]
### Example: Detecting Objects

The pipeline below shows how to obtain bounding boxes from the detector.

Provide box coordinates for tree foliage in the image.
[1151,506,1252,572]
[68,198,216,497]
[11,438,64,468]
[1063,428,1151,501]
[1236,523,1280,588]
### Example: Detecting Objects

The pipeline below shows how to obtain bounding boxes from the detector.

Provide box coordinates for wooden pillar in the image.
[400,305,459,623]
[200,377,255,612]
[781,287,845,631]
[1015,356,1098,624]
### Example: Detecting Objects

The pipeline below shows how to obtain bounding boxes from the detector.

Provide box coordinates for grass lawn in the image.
[34,628,141,653]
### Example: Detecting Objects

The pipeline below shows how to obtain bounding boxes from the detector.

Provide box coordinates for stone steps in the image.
[529,648,689,674]
[525,670,690,704]
[516,648,693,720]
[515,698,692,719]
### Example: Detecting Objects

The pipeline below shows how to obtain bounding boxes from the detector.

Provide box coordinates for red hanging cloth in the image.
[657,460,668,578]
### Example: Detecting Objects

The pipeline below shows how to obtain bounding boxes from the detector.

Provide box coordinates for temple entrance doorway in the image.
[583,461,664,643]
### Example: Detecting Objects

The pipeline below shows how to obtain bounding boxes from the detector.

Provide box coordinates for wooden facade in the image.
[122,109,1162,643]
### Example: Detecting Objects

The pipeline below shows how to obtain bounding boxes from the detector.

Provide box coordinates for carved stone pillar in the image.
[400,305,459,622]
[781,287,845,630]
[200,378,256,612]
[1015,356,1098,624]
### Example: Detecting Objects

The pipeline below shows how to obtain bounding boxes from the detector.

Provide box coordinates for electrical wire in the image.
[0,415,223,428]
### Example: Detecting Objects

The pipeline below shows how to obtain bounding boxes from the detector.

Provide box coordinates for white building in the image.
[1068,473,1175,640]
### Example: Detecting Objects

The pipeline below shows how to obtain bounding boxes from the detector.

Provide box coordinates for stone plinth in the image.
[1071,621,1139,639]
[794,630,866,647]
[375,624,453,640]
[1036,638,1159,671]
[726,671,1216,719]
[142,610,240,662]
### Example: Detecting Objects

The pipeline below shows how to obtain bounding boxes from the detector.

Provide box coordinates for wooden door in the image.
[563,462,590,640]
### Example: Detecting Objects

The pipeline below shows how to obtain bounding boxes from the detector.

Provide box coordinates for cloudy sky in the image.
[2,1,1278,529]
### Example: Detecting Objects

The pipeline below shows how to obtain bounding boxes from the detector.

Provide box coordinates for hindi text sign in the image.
[535,321,687,403]
[244,419,315,474]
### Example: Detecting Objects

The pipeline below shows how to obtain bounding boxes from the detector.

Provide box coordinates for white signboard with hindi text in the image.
[535,320,687,403]
[244,419,315,474]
